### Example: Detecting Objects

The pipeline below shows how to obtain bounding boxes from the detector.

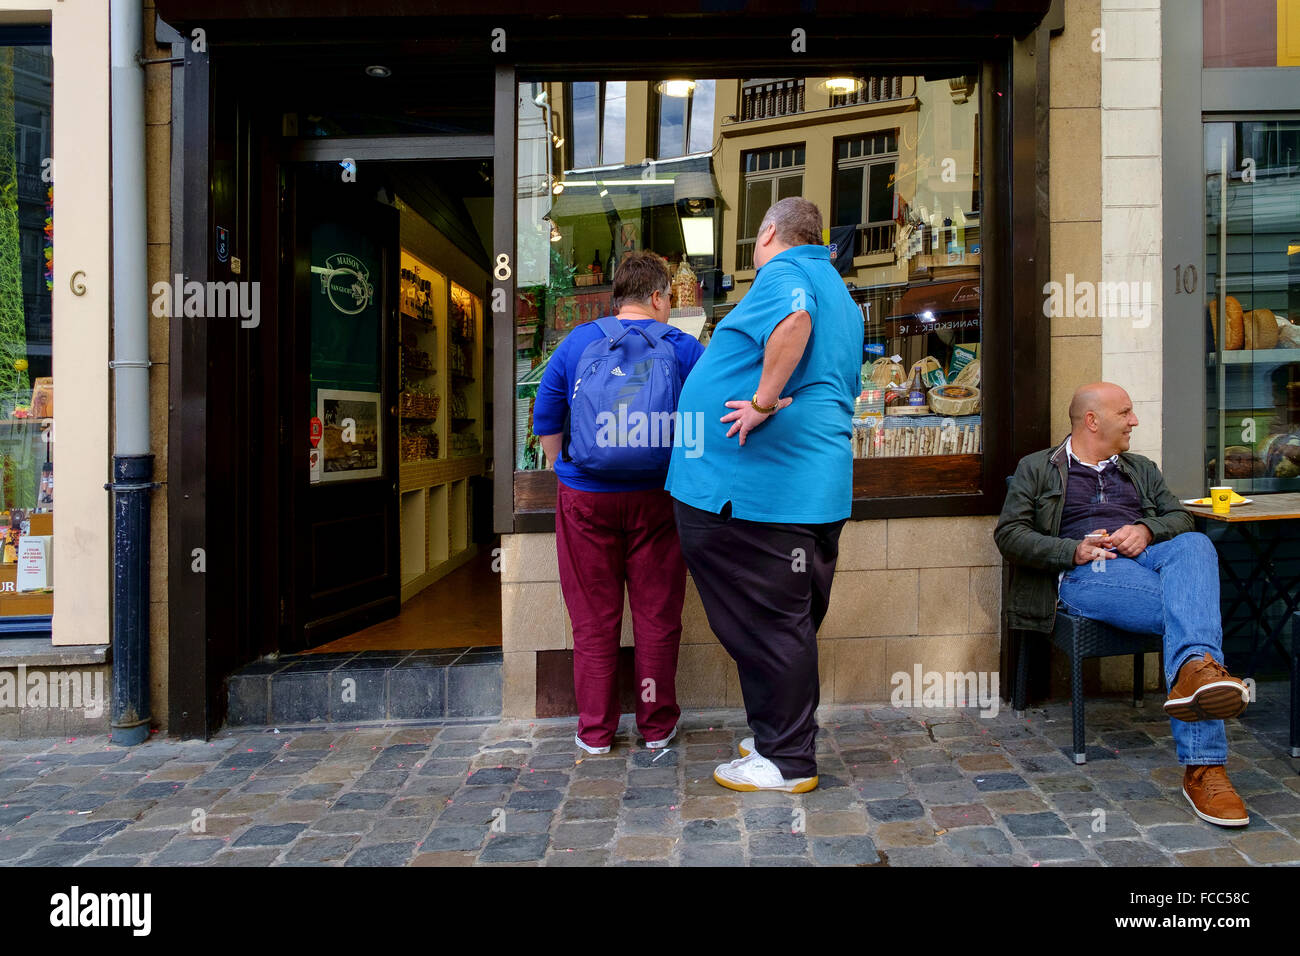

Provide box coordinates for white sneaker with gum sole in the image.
[712,752,818,793]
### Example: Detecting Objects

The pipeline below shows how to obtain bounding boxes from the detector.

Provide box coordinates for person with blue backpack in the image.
[666,197,864,793]
[532,251,705,755]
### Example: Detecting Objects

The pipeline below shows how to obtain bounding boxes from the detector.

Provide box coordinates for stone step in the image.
[225,647,502,728]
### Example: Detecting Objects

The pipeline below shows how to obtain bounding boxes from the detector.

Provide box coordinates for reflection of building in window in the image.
[567,81,626,169]
[833,132,898,257]
[655,80,715,160]
[740,79,804,121]
[828,75,905,108]
[737,145,805,270]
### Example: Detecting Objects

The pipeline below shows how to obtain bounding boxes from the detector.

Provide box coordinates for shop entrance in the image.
[280,152,499,655]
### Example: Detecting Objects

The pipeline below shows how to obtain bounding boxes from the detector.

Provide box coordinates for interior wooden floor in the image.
[308,543,503,653]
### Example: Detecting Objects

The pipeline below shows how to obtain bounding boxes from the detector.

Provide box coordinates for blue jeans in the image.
[1057,532,1227,765]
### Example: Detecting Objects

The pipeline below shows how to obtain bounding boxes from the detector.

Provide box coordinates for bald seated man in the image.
[995,382,1251,827]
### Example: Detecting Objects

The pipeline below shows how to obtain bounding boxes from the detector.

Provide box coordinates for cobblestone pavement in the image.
[1,684,1298,867]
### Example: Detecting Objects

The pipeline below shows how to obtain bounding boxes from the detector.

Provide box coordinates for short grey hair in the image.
[758,196,824,247]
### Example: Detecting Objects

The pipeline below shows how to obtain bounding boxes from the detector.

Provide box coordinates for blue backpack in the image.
[563,316,683,480]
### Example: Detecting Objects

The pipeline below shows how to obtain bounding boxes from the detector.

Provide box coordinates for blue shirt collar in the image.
[766,244,830,265]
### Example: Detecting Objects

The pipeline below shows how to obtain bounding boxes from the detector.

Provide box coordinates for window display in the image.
[0,34,53,618]
[1204,119,1300,491]
[515,72,983,502]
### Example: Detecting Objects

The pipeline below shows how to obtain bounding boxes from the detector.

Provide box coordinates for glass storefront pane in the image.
[516,73,983,484]
[1204,119,1300,492]
[602,81,626,166]
[570,81,599,169]
[687,80,716,155]
[0,32,53,613]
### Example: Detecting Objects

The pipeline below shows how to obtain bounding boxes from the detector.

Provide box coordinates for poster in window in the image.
[317,389,382,481]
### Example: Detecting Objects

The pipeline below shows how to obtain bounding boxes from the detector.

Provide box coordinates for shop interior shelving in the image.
[397,235,485,602]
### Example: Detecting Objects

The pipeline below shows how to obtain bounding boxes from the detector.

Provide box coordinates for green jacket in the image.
[994,436,1195,632]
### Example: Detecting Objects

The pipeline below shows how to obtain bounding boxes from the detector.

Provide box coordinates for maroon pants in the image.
[556,479,684,747]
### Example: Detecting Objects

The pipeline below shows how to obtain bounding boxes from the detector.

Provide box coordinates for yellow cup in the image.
[1210,486,1232,515]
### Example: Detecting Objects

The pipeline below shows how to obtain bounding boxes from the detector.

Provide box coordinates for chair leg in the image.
[1133,653,1144,708]
[1014,631,1029,718]
[1290,614,1299,758]
[1070,645,1087,765]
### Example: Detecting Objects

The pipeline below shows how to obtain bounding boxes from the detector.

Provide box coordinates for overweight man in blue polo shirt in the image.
[666,197,864,793]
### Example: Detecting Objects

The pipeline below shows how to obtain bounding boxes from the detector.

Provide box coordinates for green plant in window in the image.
[0,49,35,509]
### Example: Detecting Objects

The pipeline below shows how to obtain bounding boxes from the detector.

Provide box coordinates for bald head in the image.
[1068,382,1138,460]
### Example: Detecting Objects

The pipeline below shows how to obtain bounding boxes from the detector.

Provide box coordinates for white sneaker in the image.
[712,751,818,793]
[645,726,676,750]
[738,736,755,757]
[575,734,610,755]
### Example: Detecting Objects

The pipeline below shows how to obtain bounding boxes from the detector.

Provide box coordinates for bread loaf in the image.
[1208,296,1245,350]
[1243,309,1279,350]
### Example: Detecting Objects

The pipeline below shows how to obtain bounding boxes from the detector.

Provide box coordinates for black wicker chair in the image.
[1013,609,1163,765]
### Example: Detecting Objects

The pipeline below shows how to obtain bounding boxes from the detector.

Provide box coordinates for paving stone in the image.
[1050,792,1114,815]
[1175,847,1250,867]
[622,787,677,809]
[1017,837,1091,861]
[750,831,809,856]
[1002,812,1070,837]
[910,764,963,785]
[956,754,1014,772]
[552,821,615,850]
[1095,840,1174,866]
[233,823,306,847]
[54,819,130,843]
[331,791,391,812]
[880,846,960,867]
[283,834,361,863]
[479,833,549,863]
[1229,831,1300,864]
[615,836,676,860]
[99,828,178,856]
[1147,824,1227,851]
[289,783,342,801]
[449,784,512,805]
[1034,774,1095,793]
[77,856,141,867]
[874,821,937,847]
[345,842,418,866]
[852,779,910,800]
[308,812,374,834]
[682,818,740,843]
[1246,790,1300,817]
[805,810,868,836]
[500,811,551,835]
[411,850,477,866]
[1096,778,1161,801]
[810,835,879,865]
[620,809,680,835]
[15,843,97,866]
[516,771,570,791]
[562,798,619,821]
[151,838,226,864]
[507,789,564,811]
[680,843,744,866]
[913,780,981,805]
[944,827,1014,857]
[865,798,924,822]
[436,802,498,826]
[568,778,626,798]
[983,791,1050,814]
[1015,754,1075,774]
[421,826,487,852]
[931,804,995,828]
[973,773,1029,792]
[545,849,611,866]
[1126,800,1196,826]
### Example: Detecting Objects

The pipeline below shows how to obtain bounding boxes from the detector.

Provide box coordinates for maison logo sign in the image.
[317,253,373,315]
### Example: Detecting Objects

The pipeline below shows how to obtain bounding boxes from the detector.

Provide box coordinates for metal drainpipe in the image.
[107,0,154,746]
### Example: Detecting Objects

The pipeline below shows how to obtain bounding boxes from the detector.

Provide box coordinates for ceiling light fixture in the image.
[657,79,695,98]
[820,77,862,95]
[365,65,392,79]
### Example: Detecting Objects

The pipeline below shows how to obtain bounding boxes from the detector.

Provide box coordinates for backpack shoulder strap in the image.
[640,320,674,343]
[593,316,624,343]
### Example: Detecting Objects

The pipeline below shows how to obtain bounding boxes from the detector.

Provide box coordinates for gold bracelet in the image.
[750,392,779,414]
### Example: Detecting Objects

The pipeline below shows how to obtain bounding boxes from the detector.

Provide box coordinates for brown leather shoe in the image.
[1182,765,1249,827]
[1164,653,1249,721]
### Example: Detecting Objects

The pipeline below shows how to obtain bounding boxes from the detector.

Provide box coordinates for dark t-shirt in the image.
[1058,456,1143,540]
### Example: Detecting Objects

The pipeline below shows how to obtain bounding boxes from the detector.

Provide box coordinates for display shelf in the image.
[1211,347,1300,366]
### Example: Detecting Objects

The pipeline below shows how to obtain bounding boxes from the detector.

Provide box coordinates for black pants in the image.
[674,499,845,778]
